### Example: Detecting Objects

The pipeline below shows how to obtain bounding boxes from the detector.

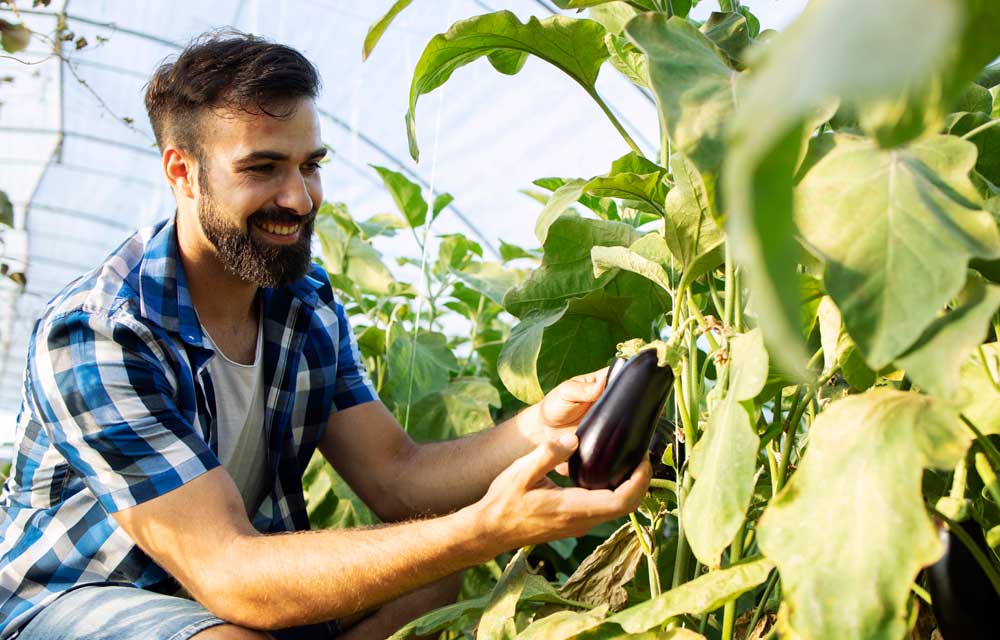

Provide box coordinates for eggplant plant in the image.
[364,1,1000,638]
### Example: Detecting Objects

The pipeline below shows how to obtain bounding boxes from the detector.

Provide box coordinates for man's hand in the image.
[516,367,610,476]
[472,434,652,548]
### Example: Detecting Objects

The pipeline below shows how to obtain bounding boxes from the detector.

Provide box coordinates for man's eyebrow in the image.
[234,148,328,165]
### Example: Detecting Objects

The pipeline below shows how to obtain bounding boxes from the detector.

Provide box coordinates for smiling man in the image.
[0,32,651,640]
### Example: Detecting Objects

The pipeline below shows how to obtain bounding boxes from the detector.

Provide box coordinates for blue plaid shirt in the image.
[0,215,378,637]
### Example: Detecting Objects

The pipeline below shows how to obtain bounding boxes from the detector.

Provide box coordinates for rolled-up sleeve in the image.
[28,309,220,513]
[331,299,378,411]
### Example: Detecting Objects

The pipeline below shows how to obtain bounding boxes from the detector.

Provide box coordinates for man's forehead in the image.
[203,98,322,157]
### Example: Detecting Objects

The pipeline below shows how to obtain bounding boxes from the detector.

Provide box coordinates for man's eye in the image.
[247,164,275,174]
[303,162,323,173]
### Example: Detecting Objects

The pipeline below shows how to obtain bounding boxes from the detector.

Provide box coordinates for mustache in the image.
[248,207,317,227]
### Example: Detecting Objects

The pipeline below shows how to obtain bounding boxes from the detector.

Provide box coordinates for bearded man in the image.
[0,32,651,640]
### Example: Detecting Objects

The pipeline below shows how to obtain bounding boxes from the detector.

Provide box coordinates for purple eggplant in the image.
[569,349,674,490]
[926,519,999,639]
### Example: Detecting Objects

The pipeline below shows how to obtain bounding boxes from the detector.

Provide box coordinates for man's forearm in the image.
[394,407,541,518]
[222,505,496,630]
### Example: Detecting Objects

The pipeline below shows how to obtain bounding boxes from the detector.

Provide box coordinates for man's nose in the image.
[276,171,314,216]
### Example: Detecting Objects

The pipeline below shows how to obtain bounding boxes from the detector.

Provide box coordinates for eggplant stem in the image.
[910,581,932,605]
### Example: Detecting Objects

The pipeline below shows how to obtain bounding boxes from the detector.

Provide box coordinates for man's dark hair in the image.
[144,30,320,156]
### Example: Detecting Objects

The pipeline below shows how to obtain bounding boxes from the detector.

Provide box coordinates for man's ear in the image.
[163,147,197,199]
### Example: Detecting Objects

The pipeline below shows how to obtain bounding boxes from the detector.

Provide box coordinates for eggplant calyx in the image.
[617,337,684,369]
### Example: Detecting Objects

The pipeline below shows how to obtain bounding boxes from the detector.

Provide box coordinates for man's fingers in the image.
[554,461,570,476]
[557,367,609,402]
[516,435,578,489]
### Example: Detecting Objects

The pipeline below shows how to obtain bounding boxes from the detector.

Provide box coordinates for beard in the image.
[196,165,316,287]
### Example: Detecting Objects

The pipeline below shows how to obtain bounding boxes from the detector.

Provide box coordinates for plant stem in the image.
[974,452,1000,508]
[931,507,1000,598]
[686,294,721,351]
[911,582,932,605]
[707,274,725,319]
[733,267,744,332]
[721,522,748,640]
[650,478,678,492]
[960,414,1000,472]
[724,242,735,329]
[586,88,644,157]
[672,474,693,589]
[743,569,778,640]
[776,388,809,491]
[961,118,1000,141]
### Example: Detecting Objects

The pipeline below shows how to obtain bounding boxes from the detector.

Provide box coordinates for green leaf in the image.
[499,240,539,263]
[946,111,1000,186]
[341,236,396,295]
[604,32,649,89]
[407,377,500,443]
[383,330,460,409]
[590,244,672,294]
[953,82,994,115]
[558,522,643,612]
[0,20,31,54]
[362,0,413,60]
[499,283,666,404]
[515,605,610,640]
[817,296,876,391]
[758,391,970,640]
[606,557,774,633]
[958,342,1000,435]
[895,273,1000,397]
[303,451,376,529]
[536,182,588,245]
[587,2,637,35]
[477,549,531,640]
[437,234,482,272]
[355,325,386,359]
[662,152,723,276]
[795,134,1000,369]
[372,164,428,228]
[583,172,667,217]
[407,11,609,161]
[625,15,737,180]
[452,262,518,306]
[432,192,455,221]
[357,212,406,240]
[699,11,751,67]
[506,216,640,317]
[0,190,12,228]
[684,329,768,568]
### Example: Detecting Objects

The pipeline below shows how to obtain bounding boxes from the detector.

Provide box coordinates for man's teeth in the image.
[257,221,299,236]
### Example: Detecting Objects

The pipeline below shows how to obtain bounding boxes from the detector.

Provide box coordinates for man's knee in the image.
[190,623,276,640]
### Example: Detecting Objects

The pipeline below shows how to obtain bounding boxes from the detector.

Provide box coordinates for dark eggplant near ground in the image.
[569,350,674,490]
[925,519,999,640]
[648,418,681,481]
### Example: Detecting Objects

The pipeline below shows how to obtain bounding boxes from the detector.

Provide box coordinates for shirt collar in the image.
[137,214,322,347]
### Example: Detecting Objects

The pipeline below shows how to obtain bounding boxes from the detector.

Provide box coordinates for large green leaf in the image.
[452,262,518,307]
[372,164,428,228]
[383,329,460,410]
[362,0,413,60]
[604,32,649,89]
[407,11,610,161]
[499,283,665,404]
[314,206,396,295]
[684,329,768,568]
[591,234,673,294]
[795,134,1000,369]
[895,273,1000,397]
[478,548,531,640]
[625,15,737,180]
[699,11,752,67]
[505,216,639,317]
[303,450,376,529]
[816,296,875,391]
[757,391,970,640]
[722,0,968,379]
[406,377,500,443]
[662,152,724,279]
[604,557,774,633]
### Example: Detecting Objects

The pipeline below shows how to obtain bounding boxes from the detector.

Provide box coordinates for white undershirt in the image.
[200,312,269,517]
